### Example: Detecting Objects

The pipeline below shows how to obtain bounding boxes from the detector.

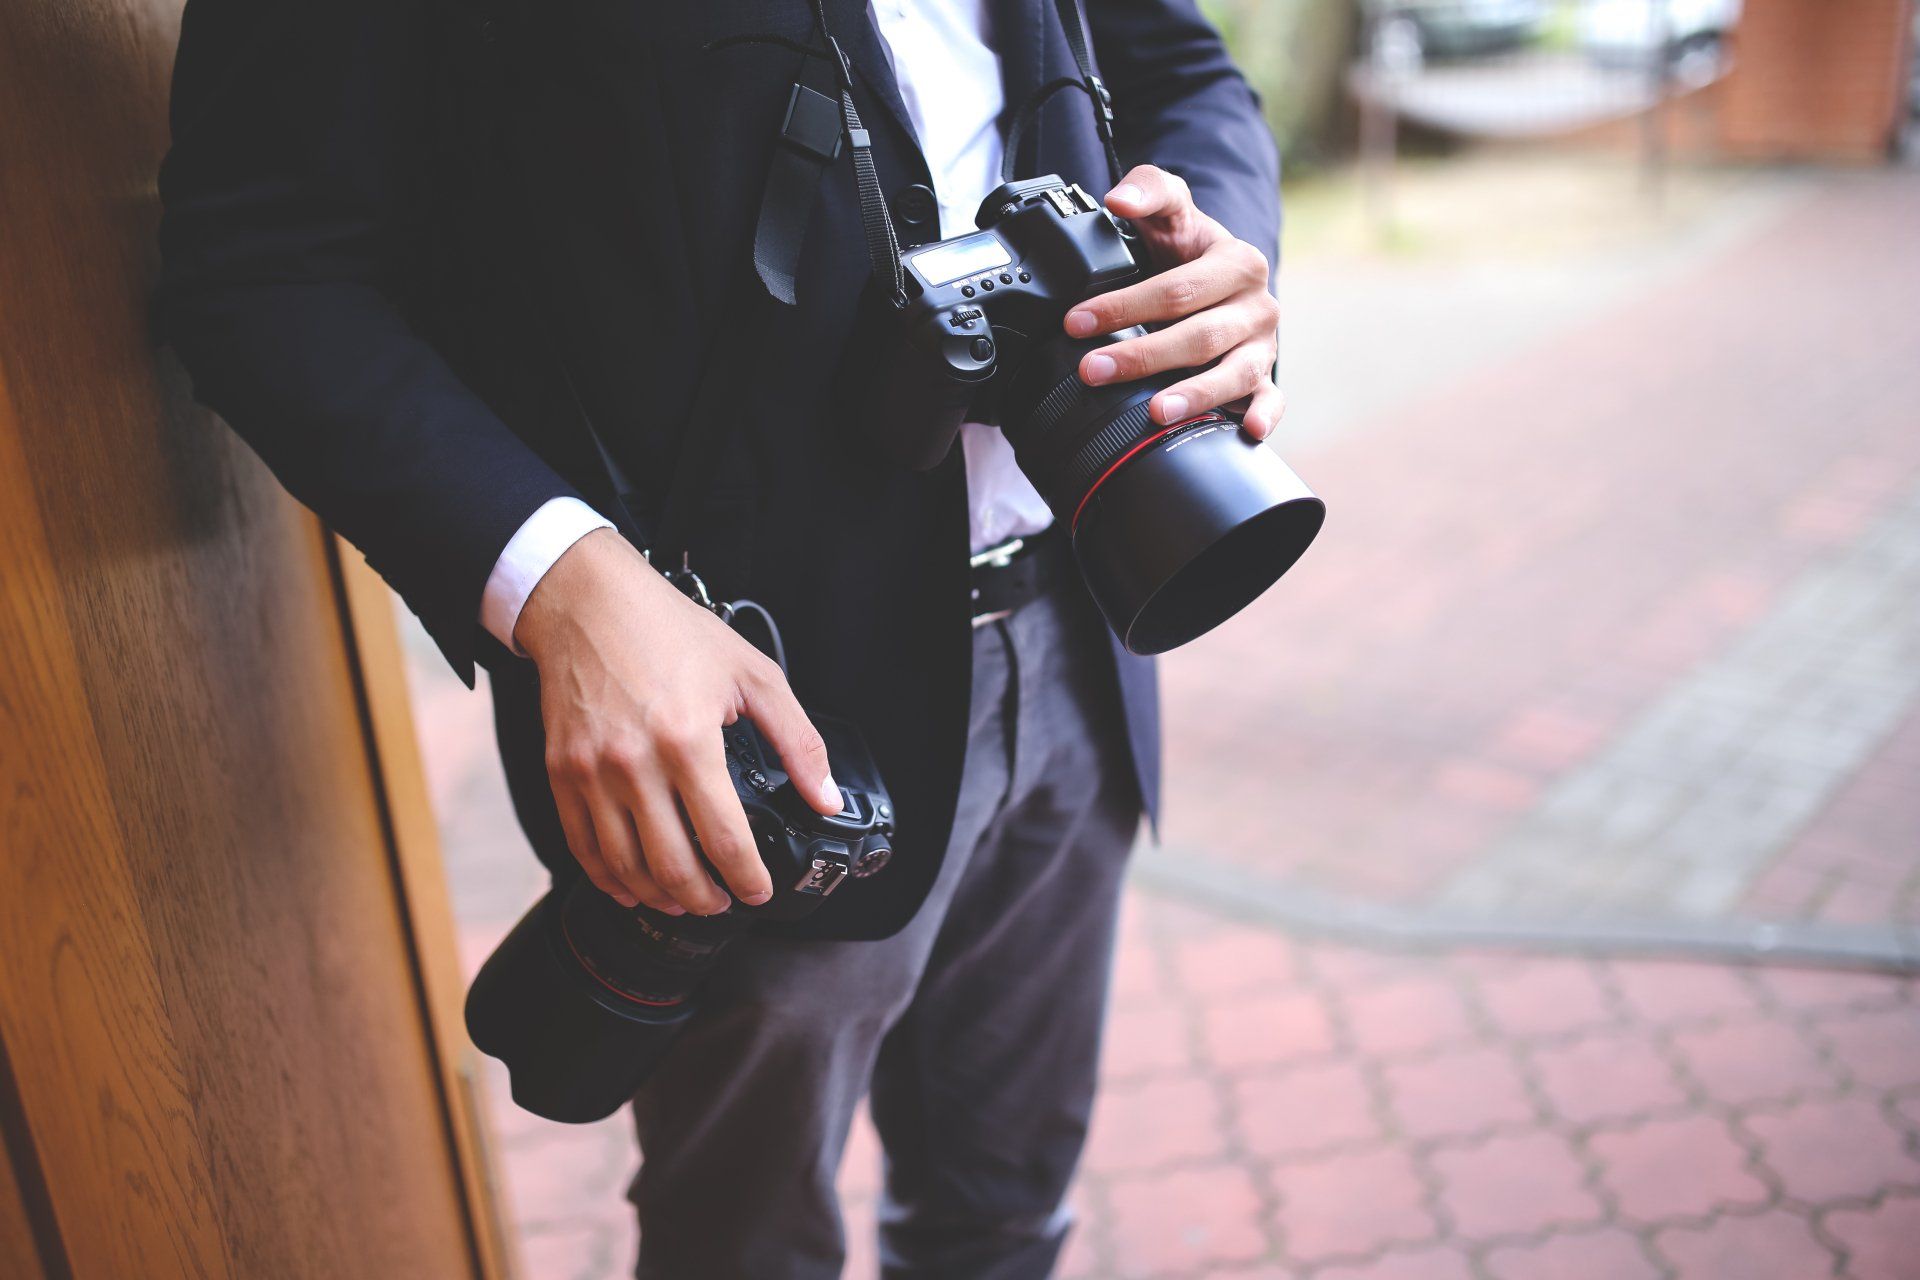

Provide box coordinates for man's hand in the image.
[514,528,841,916]
[1063,165,1285,440]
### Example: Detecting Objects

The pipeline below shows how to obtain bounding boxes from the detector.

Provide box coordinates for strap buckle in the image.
[780,82,844,162]
[1086,74,1118,143]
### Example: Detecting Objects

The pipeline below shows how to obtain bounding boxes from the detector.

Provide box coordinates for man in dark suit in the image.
[159,0,1281,1273]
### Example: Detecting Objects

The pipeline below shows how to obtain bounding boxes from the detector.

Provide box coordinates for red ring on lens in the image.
[1070,414,1224,533]
[562,919,688,1008]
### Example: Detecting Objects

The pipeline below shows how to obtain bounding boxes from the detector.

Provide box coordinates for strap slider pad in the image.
[781,83,844,162]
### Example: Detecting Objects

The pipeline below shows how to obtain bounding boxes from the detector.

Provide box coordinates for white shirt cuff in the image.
[480,497,616,656]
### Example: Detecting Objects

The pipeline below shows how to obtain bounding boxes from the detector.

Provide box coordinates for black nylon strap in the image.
[752,50,844,305]
[803,0,907,307]
[646,3,904,569]
[735,4,906,309]
[842,80,906,305]
[998,1,1125,190]
[1051,0,1124,186]
[999,75,1094,185]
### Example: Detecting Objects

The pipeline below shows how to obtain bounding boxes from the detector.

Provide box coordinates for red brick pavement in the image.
[1748,705,1920,926]
[1157,170,1920,920]
[452,893,1920,1278]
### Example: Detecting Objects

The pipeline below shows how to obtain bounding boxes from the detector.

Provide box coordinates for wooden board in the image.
[0,1,504,1275]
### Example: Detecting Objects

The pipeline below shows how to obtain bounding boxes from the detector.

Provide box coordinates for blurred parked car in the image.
[1580,0,1743,85]
[1369,0,1551,74]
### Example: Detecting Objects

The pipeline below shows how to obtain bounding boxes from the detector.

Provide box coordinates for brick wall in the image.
[1720,0,1913,160]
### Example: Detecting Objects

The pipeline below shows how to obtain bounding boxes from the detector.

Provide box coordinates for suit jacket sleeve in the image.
[1084,0,1282,272]
[156,0,582,685]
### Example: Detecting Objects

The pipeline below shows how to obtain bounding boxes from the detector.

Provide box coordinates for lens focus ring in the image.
[1054,398,1160,512]
[1023,370,1092,460]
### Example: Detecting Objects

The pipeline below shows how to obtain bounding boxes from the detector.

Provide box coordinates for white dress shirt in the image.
[868,0,1055,554]
[480,0,1051,651]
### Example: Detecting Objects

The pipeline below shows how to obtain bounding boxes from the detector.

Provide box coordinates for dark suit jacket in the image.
[157,0,1279,939]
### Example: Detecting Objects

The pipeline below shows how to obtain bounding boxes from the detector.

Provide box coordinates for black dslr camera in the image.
[465,714,895,1123]
[866,175,1325,654]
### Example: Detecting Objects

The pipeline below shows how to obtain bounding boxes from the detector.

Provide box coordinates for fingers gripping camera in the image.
[720,714,897,914]
[867,175,1325,655]
[898,179,1140,391]
[465,714,895,1123]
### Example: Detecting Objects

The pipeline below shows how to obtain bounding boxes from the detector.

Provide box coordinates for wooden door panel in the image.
[0,1,501,1275]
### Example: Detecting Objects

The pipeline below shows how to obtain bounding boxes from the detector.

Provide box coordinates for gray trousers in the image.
[629,587,1141,1279]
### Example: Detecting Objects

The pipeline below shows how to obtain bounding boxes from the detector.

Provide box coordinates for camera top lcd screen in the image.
[911,233,1012,287]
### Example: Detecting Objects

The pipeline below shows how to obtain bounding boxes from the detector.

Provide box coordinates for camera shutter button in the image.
[969,337,994,362]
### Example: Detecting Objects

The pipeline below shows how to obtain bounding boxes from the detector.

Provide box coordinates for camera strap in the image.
[1050,0,1125,187]
[1001,0,1125,188]
[722,1,906,309]
[739,42,844,306]
[738,0,1118,311]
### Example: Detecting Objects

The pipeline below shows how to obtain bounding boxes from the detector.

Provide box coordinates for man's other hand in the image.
[514,529,840,916]
[1062,164,1285,441]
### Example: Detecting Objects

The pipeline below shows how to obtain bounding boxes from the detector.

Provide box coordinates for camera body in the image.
[465,713,894,1122]
[716,712,897,917]
[892,176,1140,407]
[867,175,1326,655]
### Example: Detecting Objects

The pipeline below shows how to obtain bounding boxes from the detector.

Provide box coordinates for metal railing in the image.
[1351,0,1743,215]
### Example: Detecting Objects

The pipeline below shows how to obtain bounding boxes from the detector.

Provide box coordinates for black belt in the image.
[969,526,1072,626]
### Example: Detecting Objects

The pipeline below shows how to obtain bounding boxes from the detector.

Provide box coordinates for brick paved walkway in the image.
[1159,166,1920,941]
[397,161,1920,1278]
[452,893,1920,1280]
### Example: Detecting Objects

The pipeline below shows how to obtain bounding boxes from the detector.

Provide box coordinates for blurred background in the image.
[400,3,1920,1276]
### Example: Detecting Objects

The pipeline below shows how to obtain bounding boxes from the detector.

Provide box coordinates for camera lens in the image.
[464,880,740,1123]
[1000,331,1325,654]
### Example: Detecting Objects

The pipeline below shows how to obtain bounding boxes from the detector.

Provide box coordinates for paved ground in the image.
[398,158,1920,1278]
[1161,162,1920,944]
[458,900,1920,1280]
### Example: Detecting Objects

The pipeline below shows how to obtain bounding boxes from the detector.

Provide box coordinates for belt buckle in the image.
[970,537,1025,628]
[969,536,1026,571]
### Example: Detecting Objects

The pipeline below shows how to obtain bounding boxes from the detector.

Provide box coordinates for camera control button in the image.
[961,285,975,298]
[999,273,1013,285]
[979,277,995,292]
[970,337,994,361]
[1018,270,1031,283]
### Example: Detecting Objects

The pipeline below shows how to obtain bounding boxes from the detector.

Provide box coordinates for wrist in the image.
[513,527,643,663]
